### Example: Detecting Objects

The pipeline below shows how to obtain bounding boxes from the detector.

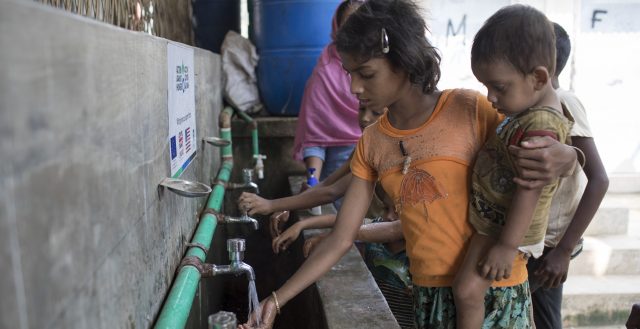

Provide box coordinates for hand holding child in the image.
[509,136,577,189]
[478,242,517,281]
[533,247,571,288]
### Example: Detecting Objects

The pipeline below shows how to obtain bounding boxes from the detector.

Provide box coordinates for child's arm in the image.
[237,173,351,215]
[272,214,337,253]
[271,177,374,310]
[533,137,609,288]
[356,220,403,243]
[303,233,330,258]
[303,215,405,257]
[305,220,405,257]
[480,185,543,281]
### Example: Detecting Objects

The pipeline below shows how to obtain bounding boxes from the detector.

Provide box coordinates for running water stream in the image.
[248,280,262,326]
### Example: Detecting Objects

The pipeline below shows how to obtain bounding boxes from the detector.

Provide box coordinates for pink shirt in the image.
[292,43,361,161]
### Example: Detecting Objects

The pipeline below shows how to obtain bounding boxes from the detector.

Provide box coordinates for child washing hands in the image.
[238,104,388,239]
[271,186,403,257]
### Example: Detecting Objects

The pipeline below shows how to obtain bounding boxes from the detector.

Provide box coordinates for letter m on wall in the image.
[447,14,467,38]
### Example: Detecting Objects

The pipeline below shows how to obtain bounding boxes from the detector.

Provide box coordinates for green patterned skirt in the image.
[413,281,534,329]
[363,242,413,329]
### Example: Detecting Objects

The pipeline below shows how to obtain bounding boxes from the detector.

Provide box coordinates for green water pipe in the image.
[234,109,260,157]
[154,107,234,329]
[235,109,266,179]
[219,108,233,160]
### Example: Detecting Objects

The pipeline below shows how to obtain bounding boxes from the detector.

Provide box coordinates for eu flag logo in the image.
[170,136,177,159]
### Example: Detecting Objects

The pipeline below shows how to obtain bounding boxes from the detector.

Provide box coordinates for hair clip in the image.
[381,27,390,54]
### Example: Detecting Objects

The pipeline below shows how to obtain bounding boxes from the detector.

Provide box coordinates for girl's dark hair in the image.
[335,0,353,28]
[335,0,441,94]
[471,4,556,76]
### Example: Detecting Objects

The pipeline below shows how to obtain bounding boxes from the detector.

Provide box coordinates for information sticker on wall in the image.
[167,42,197,178]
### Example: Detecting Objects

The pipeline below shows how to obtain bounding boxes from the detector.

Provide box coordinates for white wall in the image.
[423,0,640,177]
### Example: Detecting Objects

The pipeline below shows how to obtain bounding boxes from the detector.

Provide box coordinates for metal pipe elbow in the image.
[248,217,259,230]
[237,262,255,281]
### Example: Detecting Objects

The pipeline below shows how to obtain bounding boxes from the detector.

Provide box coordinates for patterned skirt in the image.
[363,242,413,329]
[413,281,534,329]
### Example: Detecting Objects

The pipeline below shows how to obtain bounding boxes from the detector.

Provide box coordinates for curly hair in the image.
[335,0,353,28]
[335,0,441,94]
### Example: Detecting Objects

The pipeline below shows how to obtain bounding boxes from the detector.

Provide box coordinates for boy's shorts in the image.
[413,281,534,329]
[302,145,355,181]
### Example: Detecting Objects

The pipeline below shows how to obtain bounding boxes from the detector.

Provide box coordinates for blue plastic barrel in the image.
[252,0,340,116]
[193,0,240,54]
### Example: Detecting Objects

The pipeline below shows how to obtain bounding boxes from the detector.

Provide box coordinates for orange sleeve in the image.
[350,133,378,182]
[475,94,504,144]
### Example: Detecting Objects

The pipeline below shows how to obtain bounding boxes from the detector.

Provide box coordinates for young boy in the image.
[526,22,609,329]
[452,5,572,328]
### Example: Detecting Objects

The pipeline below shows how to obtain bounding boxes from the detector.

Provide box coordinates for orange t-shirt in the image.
[351,89,527,287]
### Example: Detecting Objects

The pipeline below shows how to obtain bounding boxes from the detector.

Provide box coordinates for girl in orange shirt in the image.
[240,0,578,328]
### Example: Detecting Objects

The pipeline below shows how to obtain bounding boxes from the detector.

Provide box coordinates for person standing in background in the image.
[627,303,640,329]
[292,0,363,200]
[526,22,609,329]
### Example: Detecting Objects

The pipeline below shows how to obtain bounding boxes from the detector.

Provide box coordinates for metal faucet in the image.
[254,154,267,180]
[202,239,255,281]
[227,168,260,194]
[219,213,259,230]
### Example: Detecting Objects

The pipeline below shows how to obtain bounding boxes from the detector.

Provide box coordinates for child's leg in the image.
[452,234,494,329]
[302,146,326,184]
[323,145,356,209]
[321,145,355,181]
[304,156,324,181]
